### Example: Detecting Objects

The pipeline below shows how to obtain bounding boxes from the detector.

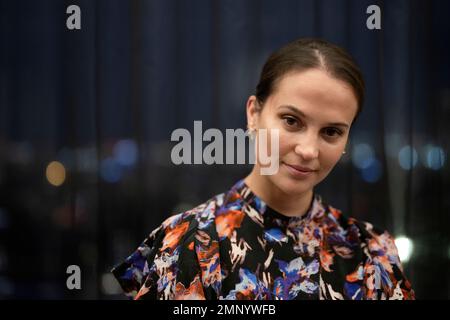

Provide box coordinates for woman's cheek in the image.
[320,149,342,173]
[277,132,291,159]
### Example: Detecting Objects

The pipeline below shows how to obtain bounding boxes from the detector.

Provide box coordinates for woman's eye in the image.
[323,128,342,137]
[283,116,299,127]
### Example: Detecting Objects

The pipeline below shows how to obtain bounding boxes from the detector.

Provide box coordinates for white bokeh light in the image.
[395,236,414,263]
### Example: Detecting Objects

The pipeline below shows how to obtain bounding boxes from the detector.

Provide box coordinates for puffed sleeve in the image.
[111,212,208,300]
[358,221,415,300]
[111,223,166,299]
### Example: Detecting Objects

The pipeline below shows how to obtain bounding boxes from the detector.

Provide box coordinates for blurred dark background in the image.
[0,0,448,299]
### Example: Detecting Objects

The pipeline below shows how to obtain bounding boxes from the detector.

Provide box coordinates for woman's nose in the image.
[294,134,319,160]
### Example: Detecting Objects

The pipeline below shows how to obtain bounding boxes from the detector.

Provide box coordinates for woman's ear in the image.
[246,95,260,129]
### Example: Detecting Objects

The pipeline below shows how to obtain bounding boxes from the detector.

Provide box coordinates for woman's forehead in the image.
[277,70,355,99]
[265,70,358,122]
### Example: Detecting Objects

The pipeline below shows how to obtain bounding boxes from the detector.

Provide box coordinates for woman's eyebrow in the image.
[278,105,349,128]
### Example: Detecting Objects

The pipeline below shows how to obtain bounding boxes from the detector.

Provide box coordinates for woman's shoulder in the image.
[110,192,227,299]
[158,191,226,233]
[321,201,399,255]
[319,200,415,300]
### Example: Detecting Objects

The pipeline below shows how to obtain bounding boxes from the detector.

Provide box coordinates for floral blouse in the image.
[111,179,415,300]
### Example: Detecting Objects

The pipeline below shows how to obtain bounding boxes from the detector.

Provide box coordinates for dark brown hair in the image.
[255,38,365,123]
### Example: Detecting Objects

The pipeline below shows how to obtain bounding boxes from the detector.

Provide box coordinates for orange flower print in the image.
[161,221,190,252]
[216,209,245,239]
[174,275,206,300]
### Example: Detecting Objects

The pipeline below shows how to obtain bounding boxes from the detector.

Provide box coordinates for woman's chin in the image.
[271,175,314,196]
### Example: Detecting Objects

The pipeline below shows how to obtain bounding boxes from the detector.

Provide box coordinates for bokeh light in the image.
[352,143,375,169]
[360,158,383,183]
[46,161,66,186]
[398,145,418,170]
[422,145,446,170]
[395,236,414,263]
[113,139,138,167]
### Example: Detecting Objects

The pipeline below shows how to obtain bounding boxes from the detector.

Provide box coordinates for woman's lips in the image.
[282,162,317,178]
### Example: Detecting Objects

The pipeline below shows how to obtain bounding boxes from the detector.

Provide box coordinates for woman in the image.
[111,38,415,300]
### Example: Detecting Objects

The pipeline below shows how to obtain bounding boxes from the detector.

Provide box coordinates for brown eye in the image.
[283,116,299,128]
[323,127,342,137]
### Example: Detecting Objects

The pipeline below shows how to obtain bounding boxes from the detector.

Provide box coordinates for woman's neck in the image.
[244,166,314,218]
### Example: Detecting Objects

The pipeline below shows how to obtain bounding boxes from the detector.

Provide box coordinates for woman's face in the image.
[247,68,358,196]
